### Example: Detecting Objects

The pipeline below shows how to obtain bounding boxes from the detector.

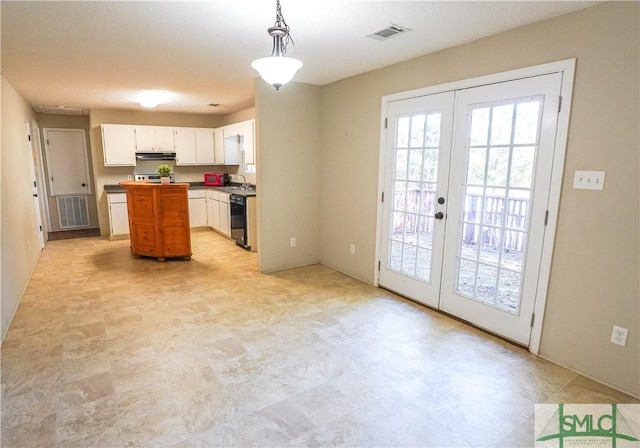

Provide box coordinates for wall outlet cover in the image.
[611,325,629,347]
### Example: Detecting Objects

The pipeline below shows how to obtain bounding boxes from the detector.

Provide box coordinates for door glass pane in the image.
[423,148,439,182]
[455,97,542,314]
[510,146,535,188]
[467,148,486,185]
[410,115,426,147]
[490,104,514,145]
[421,183,437,215]
[487,148,509,187]
[395,149,408,180]
[514,102,540,144]
[470,107,489,146]
[426,114,442,146]
[397,117,410,148]
[408,150,423,180]
[387,111,443,284]
[457,259,476,297]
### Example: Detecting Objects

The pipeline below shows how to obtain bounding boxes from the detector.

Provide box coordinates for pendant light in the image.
[251,0,302,90]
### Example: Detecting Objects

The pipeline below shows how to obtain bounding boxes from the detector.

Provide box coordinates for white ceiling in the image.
[1,1,596,116]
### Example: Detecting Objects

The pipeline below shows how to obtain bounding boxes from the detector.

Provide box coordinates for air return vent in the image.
[35,106,86,115]
[57,196,89,229]
[367,24,411,41]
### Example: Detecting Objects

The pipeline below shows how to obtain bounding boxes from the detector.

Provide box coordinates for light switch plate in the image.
[573,170,605,190]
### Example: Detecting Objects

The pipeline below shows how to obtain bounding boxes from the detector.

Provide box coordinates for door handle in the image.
[82,183,86,187]
[435,212,444,220]
[33,193,38,197]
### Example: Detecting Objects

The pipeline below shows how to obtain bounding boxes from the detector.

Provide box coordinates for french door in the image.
[379,73,563,346]
[378,92,454,308]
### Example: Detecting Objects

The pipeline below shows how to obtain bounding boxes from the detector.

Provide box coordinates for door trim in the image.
[374,59,576,354]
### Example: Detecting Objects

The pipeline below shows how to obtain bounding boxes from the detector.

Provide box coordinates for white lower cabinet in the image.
[188,190,207,228]
[219,192,230,236]
[108,193,129,239]
[207,190,230,237]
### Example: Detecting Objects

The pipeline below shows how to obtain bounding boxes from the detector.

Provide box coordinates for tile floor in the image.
[1,230,637,447]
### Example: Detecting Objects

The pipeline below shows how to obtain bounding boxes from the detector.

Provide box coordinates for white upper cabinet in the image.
[223,127,241,165]
[195,128,215,165]
[134,125,175,152]
[241,120,255,165]
[174,127,215,166]
[102,124,136,166]
[174,128,197,165]
[221,119,255,166]
[214,127,225,164]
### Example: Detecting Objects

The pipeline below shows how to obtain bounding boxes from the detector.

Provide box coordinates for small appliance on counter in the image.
[204,173,231,186]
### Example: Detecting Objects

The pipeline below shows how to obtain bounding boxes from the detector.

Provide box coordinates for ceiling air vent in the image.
[35,106,86,115]
[367,24,411,41]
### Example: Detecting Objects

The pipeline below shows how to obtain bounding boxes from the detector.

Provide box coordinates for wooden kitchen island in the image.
[119,181,191,261]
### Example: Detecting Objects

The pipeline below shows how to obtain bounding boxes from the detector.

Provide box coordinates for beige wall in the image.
[88,109,223,236]
[1,77,41,338]
[256,81,322,273]
[319,2,639,396]
[36,114,99,231]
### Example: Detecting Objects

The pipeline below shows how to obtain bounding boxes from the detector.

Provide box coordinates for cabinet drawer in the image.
[188,190,206,199]
[108,193,127,204]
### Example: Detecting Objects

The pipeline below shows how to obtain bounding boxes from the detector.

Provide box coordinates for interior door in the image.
[440,73,562,345]
[26,122,45,249]
[44,129,90,195]
[378,92,454,308]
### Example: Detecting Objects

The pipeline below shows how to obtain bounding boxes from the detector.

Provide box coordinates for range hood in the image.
[135,152,176,161]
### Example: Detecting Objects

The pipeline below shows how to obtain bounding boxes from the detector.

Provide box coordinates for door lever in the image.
[435,212,444,220]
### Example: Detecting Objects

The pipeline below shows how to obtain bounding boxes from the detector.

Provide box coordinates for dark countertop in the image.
[104,182,256,197]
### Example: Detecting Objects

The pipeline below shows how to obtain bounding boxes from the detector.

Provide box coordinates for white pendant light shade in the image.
[251,56,303,90]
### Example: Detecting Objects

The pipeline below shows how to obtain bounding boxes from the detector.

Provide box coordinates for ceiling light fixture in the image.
[139,90,170,108]
[251,0,302,91]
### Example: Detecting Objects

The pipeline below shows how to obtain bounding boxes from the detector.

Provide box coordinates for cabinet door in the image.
[134,125,156,151]
[195,128,215,165]
[102,124,136,166]
[206,193,215,228]
[174,128,197,165]
[241,120,256,165]
[223,127,241,165]
[219,200,230,236]
[214,127,225,164]
[211,197,221,230]
[109,202,130,236]
[188,197,207,228]
[155,127,175,151]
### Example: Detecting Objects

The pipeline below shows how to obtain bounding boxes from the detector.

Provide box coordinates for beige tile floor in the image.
[1,230,637,447]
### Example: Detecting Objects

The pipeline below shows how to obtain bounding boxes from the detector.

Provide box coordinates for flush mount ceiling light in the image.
[139,90,170,108]
[251,0,302,91]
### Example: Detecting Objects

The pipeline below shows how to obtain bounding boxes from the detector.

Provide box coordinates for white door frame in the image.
[32,123,51,236]
[25,121,45,249]
[374,59,576,354]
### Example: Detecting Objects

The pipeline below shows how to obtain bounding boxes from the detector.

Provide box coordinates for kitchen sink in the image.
[222,186,255,192]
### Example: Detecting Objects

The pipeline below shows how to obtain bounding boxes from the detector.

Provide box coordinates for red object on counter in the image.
[204,173,227,186]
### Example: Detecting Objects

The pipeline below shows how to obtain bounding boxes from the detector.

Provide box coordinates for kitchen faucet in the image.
[237,174,247,188]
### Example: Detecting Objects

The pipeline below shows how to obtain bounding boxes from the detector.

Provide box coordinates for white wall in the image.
[255,80,322,273]
[318,2,639,396]
[1,77,41,339]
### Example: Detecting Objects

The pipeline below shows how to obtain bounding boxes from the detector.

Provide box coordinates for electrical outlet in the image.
[127,174,132,181]
[290,237,296,248]
[349,244,356,255]
[611,325,629,347]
